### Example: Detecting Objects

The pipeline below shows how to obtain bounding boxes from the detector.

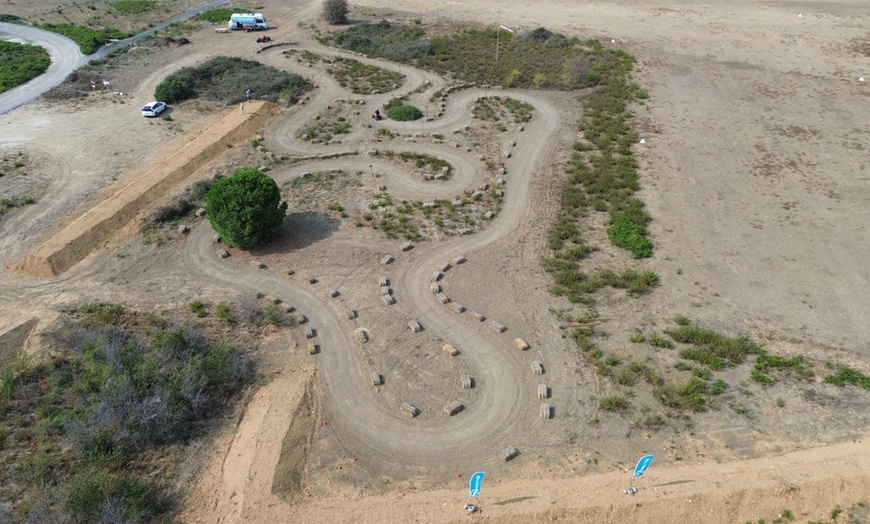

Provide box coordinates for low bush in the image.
[39,23,131,55]
[109,0,156,15]
[156,56,311,105]
[387,104,423,121]
[600,395,631,412]
[0,41,50,93]
[322,0,349,25]
[194,7,246,24]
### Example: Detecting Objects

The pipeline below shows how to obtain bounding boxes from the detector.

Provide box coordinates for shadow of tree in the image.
[247,211,340,256]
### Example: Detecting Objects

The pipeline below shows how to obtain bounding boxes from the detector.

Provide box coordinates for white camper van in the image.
[228,13,268,31]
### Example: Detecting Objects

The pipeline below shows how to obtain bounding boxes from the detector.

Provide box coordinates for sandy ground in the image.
[2,0,870,522]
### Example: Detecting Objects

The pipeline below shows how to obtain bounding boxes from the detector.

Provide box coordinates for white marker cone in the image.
[611,38,616,43]
[860,77,865,82]
[639,138,646,144]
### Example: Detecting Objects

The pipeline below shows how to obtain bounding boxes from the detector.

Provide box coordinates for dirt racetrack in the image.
[2,0,870,522]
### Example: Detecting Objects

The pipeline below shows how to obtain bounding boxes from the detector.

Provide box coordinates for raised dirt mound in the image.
[15,101,279,278]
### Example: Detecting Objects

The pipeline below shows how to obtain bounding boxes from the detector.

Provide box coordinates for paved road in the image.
[0,0,229,114]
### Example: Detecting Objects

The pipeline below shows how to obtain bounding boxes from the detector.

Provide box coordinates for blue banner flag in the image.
[469,471,485,498]
[633,455,654,478]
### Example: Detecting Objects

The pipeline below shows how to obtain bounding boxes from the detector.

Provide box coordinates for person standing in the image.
[246,89,251,100]
[240,101,245,113]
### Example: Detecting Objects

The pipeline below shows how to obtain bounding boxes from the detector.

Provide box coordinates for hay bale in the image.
[539,403,552,419]
[195,207,206,217]
[431,271,442,282]
[379,276,389,287]
[499,446,519,461]
[537,384,549,399]
[531,361,544,375]
[355,329,368,343]
[401,242,414,252]
[370,372,383,386]
[444,401,464,416]
[436,293,450,304]
[282,304,295,313]
[304,275,317,284]
[304,327,315,338]
[400,403,419,417]
[382,287,392,296]
[383,294,395,305]
[284,268,295,276]
[442,344,459,356]
[513,338,530,351]
[308,343,319,355]
[346,308,356,319]
[470,311,485,322]
[263,295,280,305]
[381,255,394,264]
[326,287,339,298]
[178,224,190,234]
[250,260,265,269]
[438,261,451,272]
[212,234,221,243]
[408,320,422,333]
[449,302,465,313]
[452,255,467,265]
[296,314,307,324]
[430,283,441,293]
[461,375,473,389]
[489,321,506,333]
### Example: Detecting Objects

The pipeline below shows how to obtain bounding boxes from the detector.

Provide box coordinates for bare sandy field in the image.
[1,0,870,522]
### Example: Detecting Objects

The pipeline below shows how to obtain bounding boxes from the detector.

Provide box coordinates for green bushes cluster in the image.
[0,304,252,521]
[194,7,246,24]
[387,104,422,121]
[155,56,311,105]
[38,23,131,54]
[0,41,50,93]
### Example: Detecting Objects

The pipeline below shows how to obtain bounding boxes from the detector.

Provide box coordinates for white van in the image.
[228,13,268,31]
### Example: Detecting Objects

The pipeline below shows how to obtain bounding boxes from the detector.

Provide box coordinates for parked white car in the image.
[142,101,167,117]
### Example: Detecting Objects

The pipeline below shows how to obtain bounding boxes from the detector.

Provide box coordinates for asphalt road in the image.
[0,0,229,114]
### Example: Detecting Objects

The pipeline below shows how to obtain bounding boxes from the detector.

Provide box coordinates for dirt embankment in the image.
[15,101,278,278]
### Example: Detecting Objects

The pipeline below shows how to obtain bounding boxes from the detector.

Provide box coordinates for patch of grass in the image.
[630,332,645,343]
[189,300,208,317]
[655,377,709,412]
[215,304,235,324]
[0,194,36,218]
[38,23,132,55]
[824,365,870,389]
[0,41,50,93]
[295,52,404,94]
[680,348,724,370]
[665,325,761,365]
[109,0,157,15]
[647,333,674,349]
[387,104,423,121]
[600,395,630,412]
[156,56,312,105]
[194,7,247,24]
[751,352,813,385]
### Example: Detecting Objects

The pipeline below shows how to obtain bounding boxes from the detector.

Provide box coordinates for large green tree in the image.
[206,169,288,248]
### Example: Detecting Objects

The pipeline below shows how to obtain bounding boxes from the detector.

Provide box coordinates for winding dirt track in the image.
[186,80,565,466]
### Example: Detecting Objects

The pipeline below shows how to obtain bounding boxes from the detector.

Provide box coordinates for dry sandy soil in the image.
[1,0,870,522]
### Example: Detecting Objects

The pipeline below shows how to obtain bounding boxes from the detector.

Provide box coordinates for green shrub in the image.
[39,23,131,55]
[607,215,652,258]
[194,7,245,24]
[0,41,50,93]
[824,365,870,389]
[381,40,433,60]
[679,348,724,370]
[216,304,235,324]
[109,0,156,15]
[154,79,194,103]
[322,0,349,24]
[656,378,708,412]
[159,56,311,105]
[206,169,288,249]
[600,395,630,412]
[189,300,207,317]
[387,104,423,121]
